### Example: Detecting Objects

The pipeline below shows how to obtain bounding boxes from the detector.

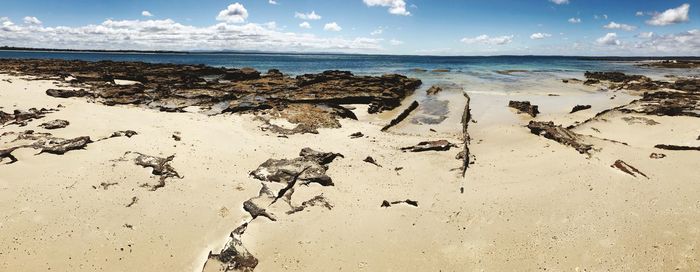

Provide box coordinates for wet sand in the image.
[1,65,700,271]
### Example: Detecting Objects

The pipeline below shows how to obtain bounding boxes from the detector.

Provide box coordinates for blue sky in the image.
[0,0,698,55]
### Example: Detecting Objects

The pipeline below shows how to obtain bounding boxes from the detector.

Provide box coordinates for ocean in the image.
[0,50,695,93]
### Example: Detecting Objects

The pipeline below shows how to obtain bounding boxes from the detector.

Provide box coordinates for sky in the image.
[0,0,698,56]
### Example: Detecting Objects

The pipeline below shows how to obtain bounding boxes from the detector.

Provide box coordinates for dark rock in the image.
[46,88,90,98]
[611,160,648,179]
[350,132,364,139]
[0,146,21,164]
[363,156,382,167]
[584,71,650,83]
[508,101,540,117]
[381,199,419,207]
[583,79,600,85]
[570,105,592,114]
[401,140,456,152]
[223,67,261,81]
[38,136,92,155]
[381,101,419,131]
[39,119,70,129]
[649,153,666,159]
[426,86,442,95]
[132,153,181,190]
[110,130,138,138]
[287,195,333,215]
[527,121,592,154]
[243,200,276,221]
[654,144,700,151]
[250,148,341,186]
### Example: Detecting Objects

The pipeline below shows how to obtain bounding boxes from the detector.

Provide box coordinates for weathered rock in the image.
[1,108,53,127]
[39,119,70,130]
[640,60,700,69]
[381,199,418,207]
[287,195,333,215]
[611,160,648,179]
[620,91,700,118]
[207,223,258,272]
[110,130,138,138]
[363,156,382,167]
[508,101,540,117]
[426,86,442,95]
[46,88,90,98]
[649,153,666,159]
[527,121,592,154]
[401,140,456,152]
[37,136,92,155]
[250,148,341,186]
[654,144,700,151]
[132,153,181,190]
[243,200,277,221]
[0,146,21,164]
[349,132,364,139]
[460,92,472,176]
[570,105,592,114]
[223,67,261,81]
[381,101,419,131]
[584,71,650,83]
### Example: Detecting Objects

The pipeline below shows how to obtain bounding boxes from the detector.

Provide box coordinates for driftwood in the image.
[381,101,419,132]
[527,121,592,154]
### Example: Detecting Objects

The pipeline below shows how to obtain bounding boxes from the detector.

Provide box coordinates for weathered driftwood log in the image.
[381,101,419,132]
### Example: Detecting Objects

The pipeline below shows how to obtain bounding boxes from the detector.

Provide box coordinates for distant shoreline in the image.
[2,46,700,60]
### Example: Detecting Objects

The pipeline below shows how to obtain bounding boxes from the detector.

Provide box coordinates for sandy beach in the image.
[1,59,699,272]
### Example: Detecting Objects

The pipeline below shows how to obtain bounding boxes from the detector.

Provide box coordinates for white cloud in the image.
[549,0,569,5]
[389,39,403,45]
[603,22,636,31]
[0,17,382,53]
[646,3,690,26]
[23,16,42,25]
[269,0,278,5]
[461,34,513,45]
[635,11,644,16]
[596,32,621,46]
[299,21,311,29]
[632,29,700,54]
[370,28,383,35]
[141,11,153,17]
[363,0,410,16]
[324,22,342,31]
[594,14,608,20]
[568,17,581,23]
[216,3,248,23]
[530,32,551,39]
[637,32,654,38]
[294,11,321,20]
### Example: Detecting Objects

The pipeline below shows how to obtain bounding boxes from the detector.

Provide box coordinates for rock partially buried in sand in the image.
[46,88,91,98]
[363,156,382,167]
[131,152,182,190]
[1,108,54,127]
[654,144,700,151]
[250,148,343,186]
[381,101,419,132]
[426,86,442,95]
[570,105,592,114]
[527,121,592,154]
[401,140,456,152]
[611,160,648,179]
[508,101,540,117]
[381,199,418,207]
[39,119,70,130]
[37,136,92,155]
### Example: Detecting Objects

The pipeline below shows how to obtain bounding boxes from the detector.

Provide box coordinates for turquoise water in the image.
[1,51,695,93]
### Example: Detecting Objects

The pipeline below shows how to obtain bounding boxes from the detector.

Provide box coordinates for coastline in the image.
[1,59,699,271]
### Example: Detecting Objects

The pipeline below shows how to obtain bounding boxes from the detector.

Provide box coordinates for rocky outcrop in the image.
[508,101,540,117]
[39,119,70,129]
[1,108,54,127]
[1,59,421,134]
[426,86,442,95]
[639,60,700,69]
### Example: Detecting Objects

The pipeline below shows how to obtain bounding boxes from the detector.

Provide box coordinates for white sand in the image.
[1,73,699,271]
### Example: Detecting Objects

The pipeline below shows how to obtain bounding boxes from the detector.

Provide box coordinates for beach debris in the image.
[527,121,592,154]
[654,144,700,151]
[570,105,592,114]
[131,152,182,191]
[1,108,54,127]
[125,196,139,207]
[250,148,342,186]
[426,85,442,95]
[287,195,333,215]
[611,160,648,179]
[37,136,92,155]
[508,101,540,117]
[172,132,181,141]
[381,101,419,131]
[363,156,382,167]
[401,140,456,152]
[110,130,138,138]
[350,132,364,139]
[562,78,581,84]
[619,90,700,118]
[649,153,666,159]
[381,199,419,208]
[39,119,70,130]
